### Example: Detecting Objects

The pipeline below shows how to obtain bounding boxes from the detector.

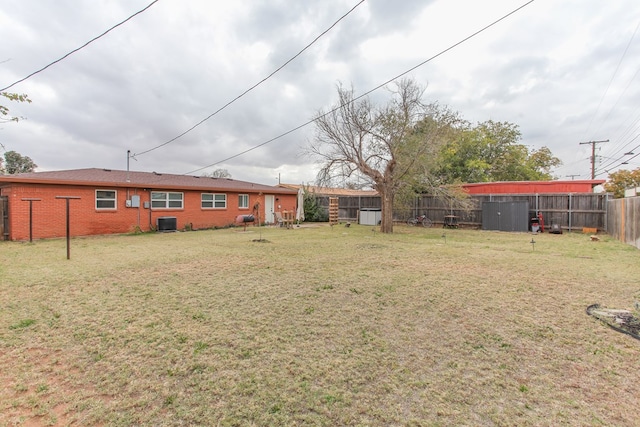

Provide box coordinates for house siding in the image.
[1,183,297,241]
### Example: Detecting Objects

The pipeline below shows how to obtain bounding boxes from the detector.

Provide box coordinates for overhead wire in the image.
[598,108,640,159]
[614,104,640,143]
[183,0,536,176]
[594,110,640,175]
[595,137,640,177]
[133,0,366,158]
[586,19,640,177]
[0,0,160,92]
[594,82,640,174]
[581,20,640,144]
[597,62,640,143]
[596,134,640,172]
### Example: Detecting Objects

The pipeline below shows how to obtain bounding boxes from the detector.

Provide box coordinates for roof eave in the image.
[0,176,297,194]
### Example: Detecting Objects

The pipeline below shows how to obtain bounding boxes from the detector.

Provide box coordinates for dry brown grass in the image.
[1,224,639,426]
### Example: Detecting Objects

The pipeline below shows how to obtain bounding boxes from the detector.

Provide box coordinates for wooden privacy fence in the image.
[408,193,609,231]
[315,196,381,222]
[314,193,608,231]
[607,196,640,249]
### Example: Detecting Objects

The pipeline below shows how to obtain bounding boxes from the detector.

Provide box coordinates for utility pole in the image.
[579,139,608,179]
[565,174,580,180]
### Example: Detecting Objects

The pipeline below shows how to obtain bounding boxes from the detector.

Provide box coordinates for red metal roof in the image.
[0,168,296,194]
[462,180,606,194]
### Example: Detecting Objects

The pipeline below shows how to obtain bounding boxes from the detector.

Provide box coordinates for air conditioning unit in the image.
[157,216,177,232]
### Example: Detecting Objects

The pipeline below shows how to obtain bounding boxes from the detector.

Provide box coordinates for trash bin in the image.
[530,217,540,232]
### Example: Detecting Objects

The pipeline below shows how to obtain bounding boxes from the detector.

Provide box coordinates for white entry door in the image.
[265,195,275,224]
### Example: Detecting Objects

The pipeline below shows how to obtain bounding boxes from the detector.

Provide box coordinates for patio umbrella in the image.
[295,187,305,222]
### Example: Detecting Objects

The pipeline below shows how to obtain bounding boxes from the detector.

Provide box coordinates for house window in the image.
[96,190,116,209]
[239,194,249,209]
[202,193,226,209]
[151,192,183,209]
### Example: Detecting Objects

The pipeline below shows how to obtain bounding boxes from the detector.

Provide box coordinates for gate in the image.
[1,196,8,240]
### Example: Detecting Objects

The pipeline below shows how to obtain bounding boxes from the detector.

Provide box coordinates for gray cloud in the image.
[1,0,639,183]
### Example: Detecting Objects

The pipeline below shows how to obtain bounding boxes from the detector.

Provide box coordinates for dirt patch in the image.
[0,347,106,426]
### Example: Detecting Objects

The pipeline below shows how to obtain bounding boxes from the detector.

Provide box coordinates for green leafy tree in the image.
[524,146,562,180]
[605,168,640,198]
[302,187,328,222]
[393,110,467,213]
[2,150,37,174]
[309,78,460,233]
[436,120,561,183]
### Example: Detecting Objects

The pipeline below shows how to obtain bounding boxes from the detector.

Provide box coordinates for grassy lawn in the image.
[1,224,639,426]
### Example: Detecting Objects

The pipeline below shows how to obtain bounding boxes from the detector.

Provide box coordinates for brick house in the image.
[0,168,298,241]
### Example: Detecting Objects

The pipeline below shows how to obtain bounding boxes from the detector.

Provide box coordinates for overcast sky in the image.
[1,0,639,186]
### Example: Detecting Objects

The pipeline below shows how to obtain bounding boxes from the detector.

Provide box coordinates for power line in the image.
[595,137,640,176]
[133,0,366,158]
[185,0,536,175]
[581,20,640,142]
[596,139,639,173]
[595,151,640,178]
[584,20,640,168]
[0,0,160,92]
[598,102,640,164]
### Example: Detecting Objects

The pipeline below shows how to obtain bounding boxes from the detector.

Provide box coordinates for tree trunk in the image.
[379,187,394,233]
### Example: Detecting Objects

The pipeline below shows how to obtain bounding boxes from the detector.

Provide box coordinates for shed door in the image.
[482,201,529,232]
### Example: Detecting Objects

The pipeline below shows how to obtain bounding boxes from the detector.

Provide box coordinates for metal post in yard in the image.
[604,193,609,233]
[568,193,573,233]
[21,198,42,242]
[55,196,81,259]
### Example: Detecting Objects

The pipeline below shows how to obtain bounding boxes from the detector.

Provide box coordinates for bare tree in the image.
[309,78,459,233]
[202,168,232,179]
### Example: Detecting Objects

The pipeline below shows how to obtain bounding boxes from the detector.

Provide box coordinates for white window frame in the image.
[238,194,249,209]
[151,191,183,209]
[202,193,226,209]
[95,189,117,210]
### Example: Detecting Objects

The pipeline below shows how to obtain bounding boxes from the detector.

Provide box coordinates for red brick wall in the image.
[1,184,297,241]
